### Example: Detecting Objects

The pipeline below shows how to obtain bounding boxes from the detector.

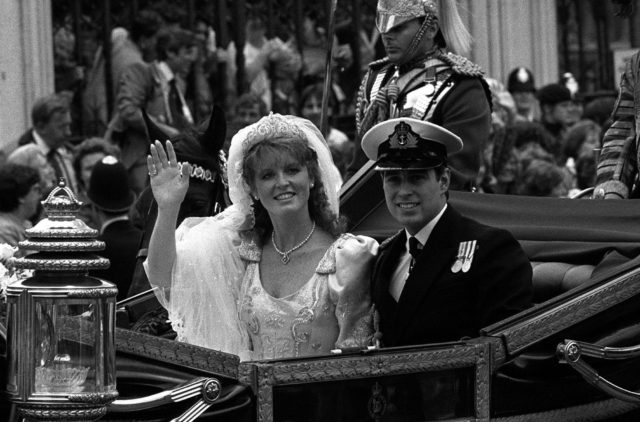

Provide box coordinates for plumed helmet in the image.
[507,67,536,93]
[375,0,470,56]
[376,0,437,34]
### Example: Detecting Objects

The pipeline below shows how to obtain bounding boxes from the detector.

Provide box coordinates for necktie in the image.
[408,236,422,272]
[46,149,64,184]
[168,79,188,128]
[46,148,76,192]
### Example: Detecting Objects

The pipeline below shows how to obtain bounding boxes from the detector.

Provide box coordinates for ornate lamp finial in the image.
[41,177,83,221]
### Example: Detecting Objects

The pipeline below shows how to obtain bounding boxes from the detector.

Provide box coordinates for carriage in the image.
[3,162,640,421]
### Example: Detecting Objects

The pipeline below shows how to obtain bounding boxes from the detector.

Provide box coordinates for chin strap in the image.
[397,14,437,66]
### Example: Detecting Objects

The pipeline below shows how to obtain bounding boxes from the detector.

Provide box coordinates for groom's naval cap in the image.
[362,118,463,171]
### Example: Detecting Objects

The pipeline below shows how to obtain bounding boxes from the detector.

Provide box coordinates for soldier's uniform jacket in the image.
[595,51,640,199]
[348,50,492,189]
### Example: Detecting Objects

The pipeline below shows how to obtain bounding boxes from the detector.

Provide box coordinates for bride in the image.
[144,114,378,361]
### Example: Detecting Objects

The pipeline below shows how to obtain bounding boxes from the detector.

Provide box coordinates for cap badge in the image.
[389,122,419,148]
[517,68,530,83]
[102,155,118,165]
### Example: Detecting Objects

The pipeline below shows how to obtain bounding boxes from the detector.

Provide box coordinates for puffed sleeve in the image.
[147,215,251,358]
[329,234,379,349]
[147,216,243,307]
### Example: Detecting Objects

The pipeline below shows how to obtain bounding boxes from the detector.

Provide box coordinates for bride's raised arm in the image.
[145,140,191,295]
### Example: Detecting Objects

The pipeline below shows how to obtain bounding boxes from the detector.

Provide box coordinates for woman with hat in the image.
[347,0,491,191]
[144,114,378,361]
[87,156,142,301]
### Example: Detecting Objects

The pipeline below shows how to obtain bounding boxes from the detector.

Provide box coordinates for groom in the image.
[362,118,533,347]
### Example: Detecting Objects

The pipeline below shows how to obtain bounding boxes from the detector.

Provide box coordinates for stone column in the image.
[0,0,54,153]
[460,0,559,88]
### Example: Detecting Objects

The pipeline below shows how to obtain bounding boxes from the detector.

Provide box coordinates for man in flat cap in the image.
[363,118,532,346]
[347,0,491,192]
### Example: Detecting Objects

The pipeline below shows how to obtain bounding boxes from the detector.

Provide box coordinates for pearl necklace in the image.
[271,221,316,264]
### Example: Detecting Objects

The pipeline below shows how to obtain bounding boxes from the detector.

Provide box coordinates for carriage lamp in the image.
[6,180,118,421]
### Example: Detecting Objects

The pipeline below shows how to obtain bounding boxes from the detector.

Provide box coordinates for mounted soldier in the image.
[347,0,492,190]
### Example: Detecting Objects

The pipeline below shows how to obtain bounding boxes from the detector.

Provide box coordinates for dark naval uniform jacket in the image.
[372,205,533,347]
[349,50,492,189]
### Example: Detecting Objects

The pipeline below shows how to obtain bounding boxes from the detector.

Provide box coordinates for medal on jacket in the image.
[424,83,435,96]
[451,242,464,273]
[451,241,477,273]
[423,64,437,96]
[462,240,477,273]
[410,65,439,119]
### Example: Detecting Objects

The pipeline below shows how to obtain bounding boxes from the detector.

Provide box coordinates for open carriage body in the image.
[4,163,640,421]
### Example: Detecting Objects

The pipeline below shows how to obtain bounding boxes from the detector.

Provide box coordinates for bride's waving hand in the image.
[147,140,191,210]
[145,140,191,293]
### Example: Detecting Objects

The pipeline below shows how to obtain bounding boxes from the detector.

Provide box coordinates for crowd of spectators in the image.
[44,4,368,178]
[0,2,620,306]
[480,68,614,198]
[43,3,614,199]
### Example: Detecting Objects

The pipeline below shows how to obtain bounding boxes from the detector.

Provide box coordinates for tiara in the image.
[242,113,305,150]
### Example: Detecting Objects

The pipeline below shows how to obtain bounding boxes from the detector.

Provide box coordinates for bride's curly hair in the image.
[242,137,346,241]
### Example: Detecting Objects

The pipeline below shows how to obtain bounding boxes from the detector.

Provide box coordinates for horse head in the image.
[142,106,229,221]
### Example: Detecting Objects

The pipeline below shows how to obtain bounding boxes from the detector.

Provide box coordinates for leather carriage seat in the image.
[530,261,595,303]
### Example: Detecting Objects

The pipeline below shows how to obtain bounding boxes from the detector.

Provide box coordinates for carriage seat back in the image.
[530,261,595,303]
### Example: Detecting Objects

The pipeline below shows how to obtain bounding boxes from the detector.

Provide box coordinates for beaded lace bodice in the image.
[238,233,376,360]
[148,215,377,362]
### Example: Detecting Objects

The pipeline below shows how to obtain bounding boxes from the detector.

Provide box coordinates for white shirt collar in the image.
[404,203,448,250]
[32,130,52,154]
[33,130,69,155]
[157,61,175,82]
[100,215,129,235]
